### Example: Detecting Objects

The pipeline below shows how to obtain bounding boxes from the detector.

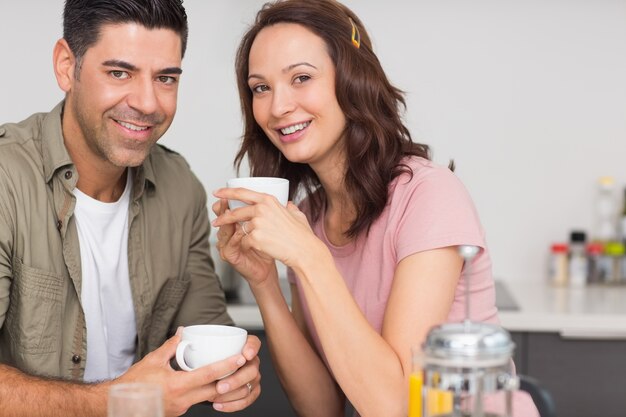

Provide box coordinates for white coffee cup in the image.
[226,177,289,210]
[175,325,247,373]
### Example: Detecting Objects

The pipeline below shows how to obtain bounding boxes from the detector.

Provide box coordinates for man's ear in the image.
[53,38,76,93]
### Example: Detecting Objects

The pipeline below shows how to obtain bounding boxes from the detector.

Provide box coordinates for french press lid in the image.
[422,321,514,368]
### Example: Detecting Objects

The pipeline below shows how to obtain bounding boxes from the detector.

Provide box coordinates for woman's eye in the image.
[252,84,269,94]
[294,75,311,84]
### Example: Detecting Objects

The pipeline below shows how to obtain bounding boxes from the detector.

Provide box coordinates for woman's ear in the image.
[53,38,76,93]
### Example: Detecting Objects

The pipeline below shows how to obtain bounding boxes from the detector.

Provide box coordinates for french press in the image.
[412,245,519,417]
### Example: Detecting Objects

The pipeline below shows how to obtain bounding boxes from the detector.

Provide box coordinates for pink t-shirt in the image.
[288,157,538,416]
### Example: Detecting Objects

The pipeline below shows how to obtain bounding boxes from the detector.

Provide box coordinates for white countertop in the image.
[227,281,626,339]
[498,281,626,339]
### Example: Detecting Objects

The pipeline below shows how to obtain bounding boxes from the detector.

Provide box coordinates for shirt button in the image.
[64,171,73,180]
[56,220,62,231]
[71,354,81,364]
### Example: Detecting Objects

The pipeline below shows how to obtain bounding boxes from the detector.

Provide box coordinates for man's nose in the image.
[127,77,159,117]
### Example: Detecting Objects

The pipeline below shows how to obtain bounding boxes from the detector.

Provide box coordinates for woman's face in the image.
[247,23,347,170]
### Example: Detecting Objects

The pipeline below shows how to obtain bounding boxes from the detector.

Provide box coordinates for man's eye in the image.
[110,70,129,79]
[158,76,177,85]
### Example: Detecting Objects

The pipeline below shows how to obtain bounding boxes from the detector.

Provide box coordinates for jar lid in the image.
[551,243,568,253]
[422,322,514,367]
[605,241,625,256]
[586,242,604,254]
[569,231,586,243]
[599,176,615,188]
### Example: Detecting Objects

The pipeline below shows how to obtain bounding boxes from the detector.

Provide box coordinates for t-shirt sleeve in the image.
[393,166,486,263]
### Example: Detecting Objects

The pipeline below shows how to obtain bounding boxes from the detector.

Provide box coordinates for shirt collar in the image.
[42,101,73,183]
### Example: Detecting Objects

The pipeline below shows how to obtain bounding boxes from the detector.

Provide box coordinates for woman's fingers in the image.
[212,205,258,228]
[214,187,284,210]
[211,197,231,216]
[211,187,310,266]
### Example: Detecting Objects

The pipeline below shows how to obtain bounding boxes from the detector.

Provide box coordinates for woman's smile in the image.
[276,120,311,143]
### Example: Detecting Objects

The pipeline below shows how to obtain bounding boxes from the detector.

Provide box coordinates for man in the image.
[0,0,260,416]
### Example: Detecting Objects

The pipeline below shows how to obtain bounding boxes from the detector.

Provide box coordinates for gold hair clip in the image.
[349,18,361,49]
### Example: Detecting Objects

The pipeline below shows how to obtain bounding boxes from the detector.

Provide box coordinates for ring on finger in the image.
[246,382,253,395]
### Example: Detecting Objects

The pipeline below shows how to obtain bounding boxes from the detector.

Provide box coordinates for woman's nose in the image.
[270,86,296,117]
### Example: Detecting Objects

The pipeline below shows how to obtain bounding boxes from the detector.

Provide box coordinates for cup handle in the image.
[176,340,194,371]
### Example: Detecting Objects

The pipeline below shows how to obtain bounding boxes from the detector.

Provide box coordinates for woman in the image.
[212,1,538,416]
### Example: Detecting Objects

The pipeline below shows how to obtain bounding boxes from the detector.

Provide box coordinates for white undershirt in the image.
[74,171,137,382]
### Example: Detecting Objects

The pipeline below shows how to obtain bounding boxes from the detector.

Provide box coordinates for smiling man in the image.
[0,1,260,416]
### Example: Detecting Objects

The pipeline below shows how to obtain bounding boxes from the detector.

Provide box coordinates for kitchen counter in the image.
[224,280,626,417]
[497,281,626,338]
[226,280,626,338]
[225,277,290,330]
[226,303,266,329]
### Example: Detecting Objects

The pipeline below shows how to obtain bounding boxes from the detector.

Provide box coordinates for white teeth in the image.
[118,121,149,131]
[280,121,310,135]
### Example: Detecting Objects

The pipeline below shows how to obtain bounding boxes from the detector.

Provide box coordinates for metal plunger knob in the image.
[458,245,480,260]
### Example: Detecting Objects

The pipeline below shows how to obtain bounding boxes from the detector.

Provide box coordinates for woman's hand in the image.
[211,187,322,286]
[211,196,275,287]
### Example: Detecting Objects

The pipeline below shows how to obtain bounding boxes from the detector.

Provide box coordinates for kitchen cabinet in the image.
[512,331,626,417]
[499,281,626,417]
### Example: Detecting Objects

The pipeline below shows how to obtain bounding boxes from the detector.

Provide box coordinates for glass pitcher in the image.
[410,322,519,417]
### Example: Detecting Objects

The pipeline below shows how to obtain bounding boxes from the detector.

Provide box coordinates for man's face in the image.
[64,23,182,168]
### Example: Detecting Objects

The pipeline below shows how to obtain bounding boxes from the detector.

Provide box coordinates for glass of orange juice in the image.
[408,348,423,417]
[410,348,454,417]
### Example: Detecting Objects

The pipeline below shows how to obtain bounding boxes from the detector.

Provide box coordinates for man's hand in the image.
[116,330,262,416]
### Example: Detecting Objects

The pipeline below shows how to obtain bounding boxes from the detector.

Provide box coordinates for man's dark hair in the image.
[63,0,188,68]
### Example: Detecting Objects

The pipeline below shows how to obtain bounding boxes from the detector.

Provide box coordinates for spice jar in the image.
[603,241,625,284]
[548,243,569,286]
[586,242,604,284]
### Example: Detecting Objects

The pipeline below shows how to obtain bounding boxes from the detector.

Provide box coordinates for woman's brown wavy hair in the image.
[234,0,431,238]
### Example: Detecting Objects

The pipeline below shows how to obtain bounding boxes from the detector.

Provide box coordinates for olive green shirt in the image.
[0,102,232,380]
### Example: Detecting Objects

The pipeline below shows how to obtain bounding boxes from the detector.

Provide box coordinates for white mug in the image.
[175,325,247,373]
[226,177,289,210]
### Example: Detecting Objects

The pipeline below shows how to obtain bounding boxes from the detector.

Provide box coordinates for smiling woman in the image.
[209,1,540,417]
[246,23,347,171]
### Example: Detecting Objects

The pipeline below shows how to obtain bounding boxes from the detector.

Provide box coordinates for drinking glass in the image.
[108,382,164,417]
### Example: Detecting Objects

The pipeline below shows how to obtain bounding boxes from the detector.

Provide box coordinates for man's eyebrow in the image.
[160,67,183,75]
[102,60,138,71]
[102,60,183,75]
